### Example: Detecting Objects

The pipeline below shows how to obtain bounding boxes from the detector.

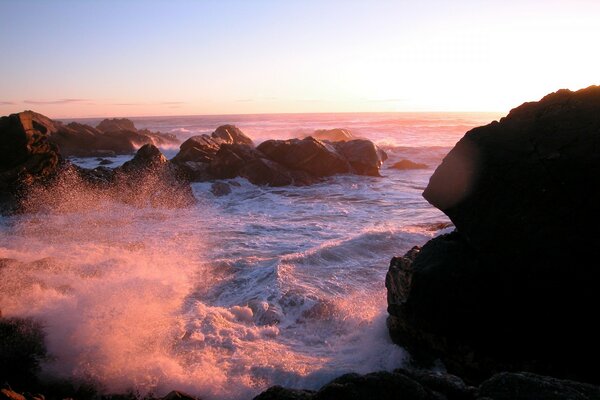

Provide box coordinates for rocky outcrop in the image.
[254,369,600,400]
[386,86,600,384]
[173,129,387,186]
[389,159,428,170]
[48,118,179,157]
[0,111,62,212]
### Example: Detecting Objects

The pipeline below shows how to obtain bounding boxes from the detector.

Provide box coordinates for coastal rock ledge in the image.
[386,85,600,384]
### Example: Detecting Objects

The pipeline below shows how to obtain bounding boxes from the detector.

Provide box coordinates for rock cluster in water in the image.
[48,117,179,157]
[386,85,600,384]
[0,111,193,213]
[172,127,387,186]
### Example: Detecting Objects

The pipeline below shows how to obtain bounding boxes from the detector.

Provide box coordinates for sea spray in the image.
[0,113,486,399]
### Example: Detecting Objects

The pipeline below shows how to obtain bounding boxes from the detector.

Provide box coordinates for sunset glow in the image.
[1,0,599,118]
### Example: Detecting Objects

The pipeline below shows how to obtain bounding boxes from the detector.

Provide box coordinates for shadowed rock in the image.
[0,111,61,212]
[332,139,388,176]
[257,137,351,177]
[48,118,179,157]
[386,85,600,384]
[478,372,600,400]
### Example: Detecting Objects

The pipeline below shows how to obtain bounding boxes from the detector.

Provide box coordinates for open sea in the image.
[0,112,500,399]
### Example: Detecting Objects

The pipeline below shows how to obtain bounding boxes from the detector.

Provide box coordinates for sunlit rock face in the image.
[387,85,600,384]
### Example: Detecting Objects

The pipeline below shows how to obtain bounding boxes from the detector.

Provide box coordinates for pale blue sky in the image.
[1,0,599,117]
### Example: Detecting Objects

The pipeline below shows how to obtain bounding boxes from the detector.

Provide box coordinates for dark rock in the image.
[239,158,295,186]
[113,145,195,208]
[478,372,600,400]
[257,137,351,177]
[48,119,179,157]
[386,86,600,384]
[210,182,232,196]
[332,139,387,176]
[173,135,221,164]
[253,386,315,400]
[0,317,48,387]
[0,111,62,212]
[390,159,428,170]
[209,144,264,179]
[160,390,200,400]
[212,124,254,146]
[315,371,439,400]
[396,368,475,400]
[98,158,113,165]
[118,143,167,173]
[96,118,136,133]
[177,161,213,182]
[311,128,354,142]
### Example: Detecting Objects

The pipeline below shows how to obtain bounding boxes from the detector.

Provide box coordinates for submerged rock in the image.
[389,159,428,170]
[386,85,600,384]
[210,181,232,196]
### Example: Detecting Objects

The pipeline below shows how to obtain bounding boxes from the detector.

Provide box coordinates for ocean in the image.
[0,112,500,399]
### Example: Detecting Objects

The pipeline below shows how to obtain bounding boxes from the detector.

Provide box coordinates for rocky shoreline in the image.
[2,86,600,399]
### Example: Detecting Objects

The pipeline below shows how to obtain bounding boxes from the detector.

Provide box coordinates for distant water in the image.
[1,112,499,399]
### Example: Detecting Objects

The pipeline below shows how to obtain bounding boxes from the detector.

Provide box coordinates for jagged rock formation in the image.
[386,85,600,384]
[48,117,179,157]
[173,129,388,186]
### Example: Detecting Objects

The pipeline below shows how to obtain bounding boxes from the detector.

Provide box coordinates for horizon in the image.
[2,0,599,118]
[54,109,503,122]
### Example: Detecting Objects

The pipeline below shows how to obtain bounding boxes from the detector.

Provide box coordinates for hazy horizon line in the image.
[48,109,504,121]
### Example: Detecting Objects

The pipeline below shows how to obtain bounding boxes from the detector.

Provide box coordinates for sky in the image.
[1,0,599,118]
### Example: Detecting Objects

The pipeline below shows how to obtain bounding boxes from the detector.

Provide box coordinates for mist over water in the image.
[1,113,497,399]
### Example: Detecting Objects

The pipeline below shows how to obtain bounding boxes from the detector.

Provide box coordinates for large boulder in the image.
[0,111,61,211]
[332,139,387,176]
[386,86,600,384]
[389,159,428,170]
[257,137,351,177]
